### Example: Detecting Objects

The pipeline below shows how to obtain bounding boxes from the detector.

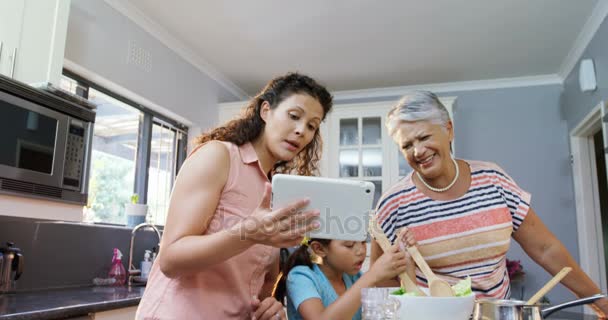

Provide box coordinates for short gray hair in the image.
[386,91,451,136]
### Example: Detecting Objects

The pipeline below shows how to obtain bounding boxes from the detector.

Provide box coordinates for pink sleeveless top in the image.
[136,141,279,319]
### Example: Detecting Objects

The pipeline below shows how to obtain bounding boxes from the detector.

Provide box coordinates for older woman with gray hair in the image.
[370,90,608,317]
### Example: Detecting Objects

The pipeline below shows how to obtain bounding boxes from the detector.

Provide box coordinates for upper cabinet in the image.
[0,0,25,78]
[0,0,70,86]
[218,96,456,207]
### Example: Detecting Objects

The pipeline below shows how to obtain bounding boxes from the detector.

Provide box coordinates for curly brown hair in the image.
[195,72,333,176]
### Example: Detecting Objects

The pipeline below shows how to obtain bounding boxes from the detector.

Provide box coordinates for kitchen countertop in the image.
[0,286,145,320]
[0,286,600,320]
[545,310,600,320]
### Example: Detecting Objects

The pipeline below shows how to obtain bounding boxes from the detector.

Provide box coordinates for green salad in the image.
[390,276,472,297]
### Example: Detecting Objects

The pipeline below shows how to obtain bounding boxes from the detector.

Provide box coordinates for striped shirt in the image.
[375,160,531,299]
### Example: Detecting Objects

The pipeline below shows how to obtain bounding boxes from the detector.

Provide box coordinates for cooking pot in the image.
[472,293,606,320]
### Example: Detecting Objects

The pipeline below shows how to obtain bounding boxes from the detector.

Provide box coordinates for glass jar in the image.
[361,287,400,320]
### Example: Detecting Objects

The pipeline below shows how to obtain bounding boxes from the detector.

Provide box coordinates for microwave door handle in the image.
[9,48,16,78]
[0,41,3,65]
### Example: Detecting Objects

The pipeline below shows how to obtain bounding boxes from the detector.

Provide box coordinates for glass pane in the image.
[147,123,177,226]
[86,88,140,225]
[362,117,381,145]
[362,148,382,177]
[59,76,78,94]
[340,118,358,146]
[339,149,358,177]
[0,103,57,173]
[398,151,412,176]
[371,180,382,208]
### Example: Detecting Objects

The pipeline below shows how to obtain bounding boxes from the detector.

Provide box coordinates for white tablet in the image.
[271,174,375,241]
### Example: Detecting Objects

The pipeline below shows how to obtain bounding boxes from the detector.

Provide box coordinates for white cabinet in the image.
[0,0,25,78]
[0,0,70,85]
[327,102,391,206]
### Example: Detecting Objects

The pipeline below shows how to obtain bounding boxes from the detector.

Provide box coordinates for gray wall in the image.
[65,0,240,131]
[561,16,608,131]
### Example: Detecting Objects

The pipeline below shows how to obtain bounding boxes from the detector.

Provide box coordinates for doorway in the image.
[593,130,608,278]
[570,101,608,310]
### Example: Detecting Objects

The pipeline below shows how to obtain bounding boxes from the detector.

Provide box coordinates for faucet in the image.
[128,222,162,286]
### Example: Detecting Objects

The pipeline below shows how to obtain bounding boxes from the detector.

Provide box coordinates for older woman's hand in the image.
[398,227,417,248]
[592,297,608,319]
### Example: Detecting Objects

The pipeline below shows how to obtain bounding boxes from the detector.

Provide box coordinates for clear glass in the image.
[59,76,79,94]
[339,149,358,177]
[362,117,381,145]
[87,88,141,224]
[147,122,178,226]
[339,118,358,146]
[362,148,382,177]
[0,103,57,173]
[361,287,400,320]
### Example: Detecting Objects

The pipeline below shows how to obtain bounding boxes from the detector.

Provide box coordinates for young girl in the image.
[136,73,333,320]
[274,238,410,320]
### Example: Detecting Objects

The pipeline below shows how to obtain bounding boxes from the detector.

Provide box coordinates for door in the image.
[594,126,608,284]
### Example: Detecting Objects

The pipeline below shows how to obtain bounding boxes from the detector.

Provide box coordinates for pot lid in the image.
[0,242,21,255]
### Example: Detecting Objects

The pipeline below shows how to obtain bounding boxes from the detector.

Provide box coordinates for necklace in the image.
[416,157,459,192]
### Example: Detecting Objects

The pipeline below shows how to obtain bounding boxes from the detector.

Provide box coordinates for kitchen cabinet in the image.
[0,0,70,86]
[0,0,25,78]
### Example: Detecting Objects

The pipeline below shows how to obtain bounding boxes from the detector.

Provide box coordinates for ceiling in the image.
[115,0,601,100]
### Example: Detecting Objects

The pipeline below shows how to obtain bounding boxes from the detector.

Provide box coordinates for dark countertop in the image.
[548,310,600,320]
[0,286,600,320]
[0,286,145,320]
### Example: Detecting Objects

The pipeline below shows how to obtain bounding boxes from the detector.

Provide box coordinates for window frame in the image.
[62,69,188,224]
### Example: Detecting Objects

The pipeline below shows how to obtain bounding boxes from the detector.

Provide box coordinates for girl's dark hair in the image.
[274,239,331,303]
[194,72,333,176]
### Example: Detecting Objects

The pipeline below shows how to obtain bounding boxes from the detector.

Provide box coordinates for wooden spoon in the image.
[368,216,426,296]
[406,244,455,297]
[526,267,572,305]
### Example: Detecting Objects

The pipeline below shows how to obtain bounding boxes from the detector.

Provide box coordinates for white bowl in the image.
[388,288,475,320]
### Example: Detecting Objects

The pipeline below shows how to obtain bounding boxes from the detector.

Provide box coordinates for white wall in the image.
[65,0,240,133]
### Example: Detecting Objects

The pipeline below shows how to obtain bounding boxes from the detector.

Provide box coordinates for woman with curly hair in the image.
[137,72,333,320]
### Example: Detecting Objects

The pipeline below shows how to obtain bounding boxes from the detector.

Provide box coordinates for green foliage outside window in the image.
[87,151,135,224]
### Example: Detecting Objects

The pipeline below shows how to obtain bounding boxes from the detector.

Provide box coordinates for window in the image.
[337,117,384,206]
[147,121,183,226]
[60,70,188,226]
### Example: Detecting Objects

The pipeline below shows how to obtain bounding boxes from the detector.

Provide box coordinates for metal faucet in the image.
[128,223,162,286]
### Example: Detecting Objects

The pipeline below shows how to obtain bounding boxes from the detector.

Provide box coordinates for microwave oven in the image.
[0,75,95,204]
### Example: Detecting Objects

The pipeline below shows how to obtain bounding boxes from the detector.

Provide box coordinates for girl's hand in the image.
[251,296,286,320]
[236,183,320,248]
[369,243,409,283]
